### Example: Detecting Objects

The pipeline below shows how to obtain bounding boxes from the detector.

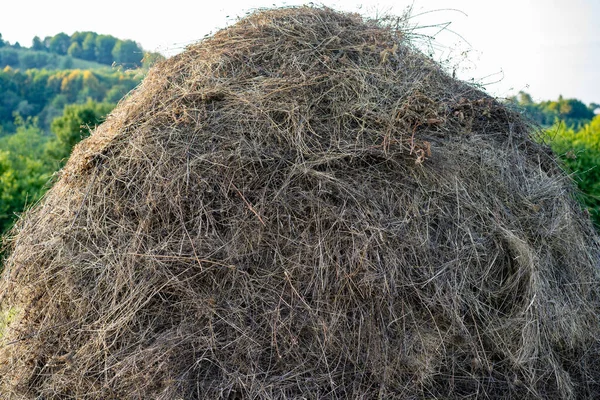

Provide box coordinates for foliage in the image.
[0,117,52,234]
[112,39,143,68]
[512,91,600,227]
[48,33,70,56]
[0,28,162,259]
[509,91,597,128]
[543,116,600,226]
[31,36,44,51]
[0,31,164,71]
[94,34,118,65]
[0,47,106,70]
[46,100,114,163]
[0,66,140,134]
[0,101,115,243]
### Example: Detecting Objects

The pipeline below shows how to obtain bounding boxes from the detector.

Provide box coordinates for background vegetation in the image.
[508,92,600,226]
[0,31,162,70]
[0,66,141,133]
[0,30,159,256]
[508,91,599,128]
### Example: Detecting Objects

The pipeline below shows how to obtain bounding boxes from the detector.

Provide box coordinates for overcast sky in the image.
[1,0,598,104]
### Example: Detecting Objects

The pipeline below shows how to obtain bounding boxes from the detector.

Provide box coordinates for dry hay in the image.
[1,6,600,399]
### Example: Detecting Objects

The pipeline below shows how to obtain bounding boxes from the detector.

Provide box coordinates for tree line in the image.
[0,31,158,69]
[508,91,599,128]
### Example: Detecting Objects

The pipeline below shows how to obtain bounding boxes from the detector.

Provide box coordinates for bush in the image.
[543,115,600,226]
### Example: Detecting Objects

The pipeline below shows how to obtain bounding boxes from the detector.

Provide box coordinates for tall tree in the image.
[42,36,52,50]
[31,36,45,51]
[48,33,70,55]
[0,50,20,67]
[95,35,118,65]
[81,32,98,61]
[67,42,84,59]
[112,40,143,67]
[70,31,86,45]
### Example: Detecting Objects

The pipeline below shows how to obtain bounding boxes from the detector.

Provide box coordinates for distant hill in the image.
[0,31,163,71]
[0,47,108,71]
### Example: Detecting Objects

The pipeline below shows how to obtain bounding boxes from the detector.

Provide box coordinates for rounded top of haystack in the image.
[64,6,533,180]
[2,6,600,400]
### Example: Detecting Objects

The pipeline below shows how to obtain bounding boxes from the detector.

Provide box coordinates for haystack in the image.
[1,6,599,399]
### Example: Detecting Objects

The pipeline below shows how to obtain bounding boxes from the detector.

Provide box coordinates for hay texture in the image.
[1,6,600,399]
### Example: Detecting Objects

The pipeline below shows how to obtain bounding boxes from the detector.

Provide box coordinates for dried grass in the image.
[1,6,600,399]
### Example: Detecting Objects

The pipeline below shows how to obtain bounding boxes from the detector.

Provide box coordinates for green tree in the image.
[70,31,86,45]
[42,36,52,50]
[59,56,74,69]
[544,116,600,226]
[80,70,105,101]
[0,117,52,234]
[0,33,5,48]
[20,52,50,69]
[0,149,17,231]
[40,94,68,128]
[111,40,143,67]
[48,33,70,55]
[60,70,84,102]
[0,64,142,134]
[15,100,34,117]
[0,49,19,67]
[46,100,114,163]
[81,32,98,61]
[67,42,84,59]
[31,36,45,51]
[95,35,117,65]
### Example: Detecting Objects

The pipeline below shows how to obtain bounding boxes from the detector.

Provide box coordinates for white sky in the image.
[1,0,598,104]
